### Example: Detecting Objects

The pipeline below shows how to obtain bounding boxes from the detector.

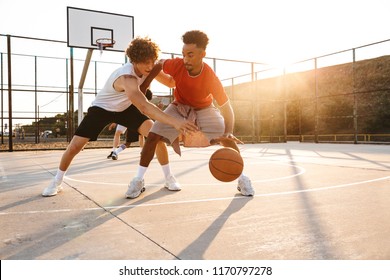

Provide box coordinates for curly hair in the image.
[125,37,160,63]
[182,30,209,50]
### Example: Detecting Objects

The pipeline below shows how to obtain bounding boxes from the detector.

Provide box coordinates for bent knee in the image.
[66,143,82,156]
[146,132,163,143]
[66,138,87,155]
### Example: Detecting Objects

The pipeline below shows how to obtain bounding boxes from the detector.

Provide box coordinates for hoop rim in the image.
[96,38,116,49]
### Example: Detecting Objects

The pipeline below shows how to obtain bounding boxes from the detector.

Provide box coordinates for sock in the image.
[161,164,172,179]
[115,144,126,154]
[136,166,148,179]
[55,169,66,182]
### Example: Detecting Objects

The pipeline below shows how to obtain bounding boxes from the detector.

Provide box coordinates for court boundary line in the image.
[63,161,306,186]
[1,175,389,216]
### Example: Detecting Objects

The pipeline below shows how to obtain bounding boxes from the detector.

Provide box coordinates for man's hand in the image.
[174,119,198,135]
[211,133,244,145]
[145,88,153,100]
[108,123,117,131]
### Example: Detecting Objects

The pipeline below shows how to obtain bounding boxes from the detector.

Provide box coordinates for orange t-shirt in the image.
[163,58,228,108]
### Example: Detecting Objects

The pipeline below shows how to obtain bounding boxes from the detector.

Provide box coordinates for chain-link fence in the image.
[1,35,390,151]
[224,39,390,144]
[0,34,266,151]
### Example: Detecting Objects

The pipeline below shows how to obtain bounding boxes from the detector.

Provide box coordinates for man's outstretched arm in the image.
[139,62,163,93]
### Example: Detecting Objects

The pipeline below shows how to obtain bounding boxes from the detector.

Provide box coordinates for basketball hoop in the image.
[96,38,116,55]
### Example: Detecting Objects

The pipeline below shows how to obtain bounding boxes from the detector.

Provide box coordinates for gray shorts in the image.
[151,104,225,144]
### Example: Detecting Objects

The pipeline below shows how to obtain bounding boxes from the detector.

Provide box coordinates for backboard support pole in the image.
[78,48,93,125]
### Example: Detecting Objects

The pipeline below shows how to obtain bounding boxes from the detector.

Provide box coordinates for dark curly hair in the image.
[125,37,160,63]
[182,30,209,50]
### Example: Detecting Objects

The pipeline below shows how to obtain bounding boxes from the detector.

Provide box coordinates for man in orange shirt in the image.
[126,30,254,199]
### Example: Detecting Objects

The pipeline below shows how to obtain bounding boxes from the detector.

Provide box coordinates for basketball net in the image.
[96,38,115,56]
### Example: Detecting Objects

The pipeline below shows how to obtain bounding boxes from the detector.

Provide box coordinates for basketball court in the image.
[1,142,389,260]
[1,9,390,280]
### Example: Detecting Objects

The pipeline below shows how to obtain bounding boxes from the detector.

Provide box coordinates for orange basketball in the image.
[209,148,244,182]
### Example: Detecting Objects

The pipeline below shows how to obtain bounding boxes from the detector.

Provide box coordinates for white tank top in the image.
[91,63,146,112]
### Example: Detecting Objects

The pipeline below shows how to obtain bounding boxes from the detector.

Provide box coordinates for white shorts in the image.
[150,103,225,144]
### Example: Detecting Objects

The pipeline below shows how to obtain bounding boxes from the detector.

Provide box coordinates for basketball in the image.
[209,148,244,182]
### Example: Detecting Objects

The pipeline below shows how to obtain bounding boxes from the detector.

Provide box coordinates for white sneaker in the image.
[111,152,118,160]
[42,179,63,197]
[237,175,254,196]
[164,175,182,191]
[126,177,145,198]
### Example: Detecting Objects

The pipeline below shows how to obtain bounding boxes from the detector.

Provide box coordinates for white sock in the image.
[136,166,148,179]
[55,169,66,182]
[161,164,171,179]
[115,144,126,154]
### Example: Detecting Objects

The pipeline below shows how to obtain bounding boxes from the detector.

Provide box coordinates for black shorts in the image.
[75,105,149,141]
[125,129,141,143]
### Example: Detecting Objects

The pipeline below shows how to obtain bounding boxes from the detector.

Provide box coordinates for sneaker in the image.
[107,151,114,159]
[111,152,118,160]
[237,175,254,196]
[126,177,145,198]
[42,179,63,197]
[164,175,182,191]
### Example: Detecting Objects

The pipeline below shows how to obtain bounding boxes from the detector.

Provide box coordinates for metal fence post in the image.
[1,52,3,145]
[251,62,255,82]
[65,57,69,142]
[34,56,39,144]
[352,48,358,144]
[314,58,319,143]
[283,68,287,142]
[7,35,13,151]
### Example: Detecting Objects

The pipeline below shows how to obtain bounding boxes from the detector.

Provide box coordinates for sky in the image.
[1,0,390,66]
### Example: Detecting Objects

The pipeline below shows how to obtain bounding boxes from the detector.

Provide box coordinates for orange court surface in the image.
[0,142,390,260]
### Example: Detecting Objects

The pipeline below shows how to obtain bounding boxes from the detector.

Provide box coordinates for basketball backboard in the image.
[67,7,134,52]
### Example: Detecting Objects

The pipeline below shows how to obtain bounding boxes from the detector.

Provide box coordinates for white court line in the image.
[64,161,306,186]
[1,175,389,216]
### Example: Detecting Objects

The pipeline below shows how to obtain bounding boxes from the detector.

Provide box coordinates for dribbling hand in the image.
[177,120,198,135]
[212,133,244,145]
